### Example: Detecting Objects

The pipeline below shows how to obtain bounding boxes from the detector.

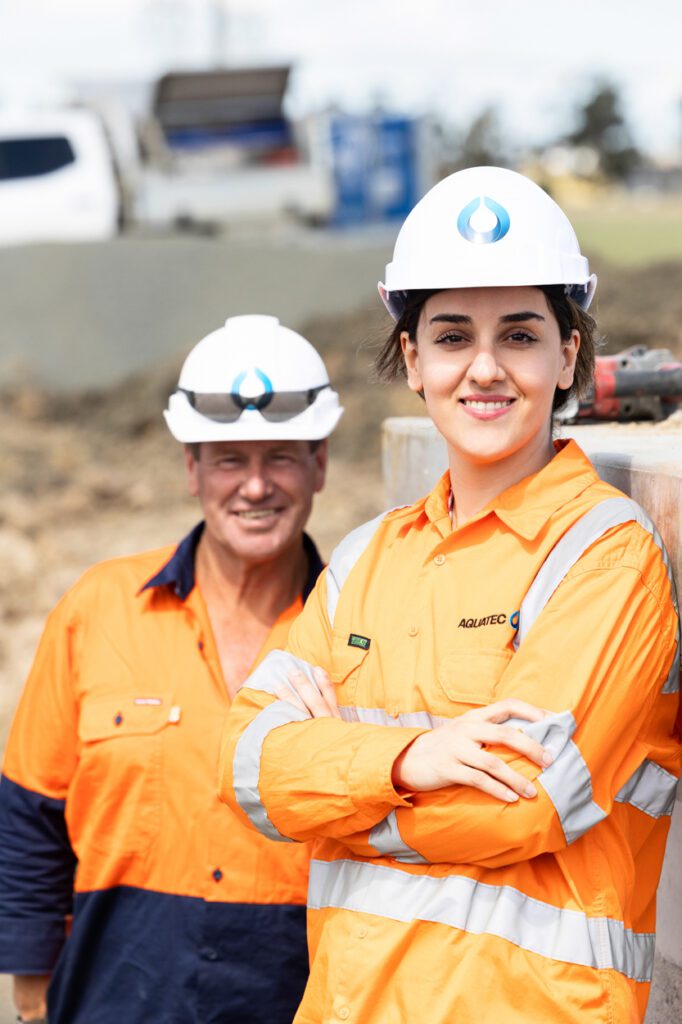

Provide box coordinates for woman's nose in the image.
[466,347,505,387]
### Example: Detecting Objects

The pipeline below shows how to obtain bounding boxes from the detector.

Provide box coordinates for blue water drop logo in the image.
[231,368,273,410]
[457,196,510,244]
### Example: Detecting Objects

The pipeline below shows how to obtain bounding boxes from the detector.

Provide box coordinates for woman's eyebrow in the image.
[429,313,472,324]
[499,311,546,323]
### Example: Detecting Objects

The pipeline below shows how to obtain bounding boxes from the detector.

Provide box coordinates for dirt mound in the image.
[595,261,682,353]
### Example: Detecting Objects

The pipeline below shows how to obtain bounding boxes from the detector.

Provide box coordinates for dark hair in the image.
[186,439,322,460]
[375,286,598,413]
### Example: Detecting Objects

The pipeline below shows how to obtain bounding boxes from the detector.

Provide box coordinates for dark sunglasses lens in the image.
[188,392,242,423]
[256,394,315,421]
[182,386,329,423]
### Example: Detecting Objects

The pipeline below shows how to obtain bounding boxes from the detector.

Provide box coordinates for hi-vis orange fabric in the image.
[0,524,321,1024]
[220,442,681,1024]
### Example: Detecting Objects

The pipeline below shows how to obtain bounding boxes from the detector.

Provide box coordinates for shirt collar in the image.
[424,439,598,542]
[140,522,324,602]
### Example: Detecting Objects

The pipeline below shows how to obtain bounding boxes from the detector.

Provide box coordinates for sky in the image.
[0,0,680,158]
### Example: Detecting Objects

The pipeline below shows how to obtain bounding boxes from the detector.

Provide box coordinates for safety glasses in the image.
[179,384,330,423]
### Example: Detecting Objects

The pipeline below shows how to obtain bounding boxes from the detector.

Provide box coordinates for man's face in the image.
[185,439,328,566]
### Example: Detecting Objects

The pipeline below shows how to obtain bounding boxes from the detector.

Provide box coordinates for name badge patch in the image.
[348,633,371,651]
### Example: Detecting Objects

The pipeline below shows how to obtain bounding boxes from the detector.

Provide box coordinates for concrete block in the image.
[382,417,682,1014]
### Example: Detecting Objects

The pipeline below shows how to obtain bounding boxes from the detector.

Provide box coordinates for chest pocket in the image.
[438,648,512,707]
[70,692,174,859]
[330,632,370,701]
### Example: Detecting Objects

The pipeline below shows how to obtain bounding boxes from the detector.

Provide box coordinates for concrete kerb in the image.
[381,416,682,1022]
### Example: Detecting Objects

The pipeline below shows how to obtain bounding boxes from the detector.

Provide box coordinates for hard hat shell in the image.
[164,314,343,442]
[379,166,597,320]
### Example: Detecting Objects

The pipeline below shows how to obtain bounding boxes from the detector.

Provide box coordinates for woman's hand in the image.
[392,699,553,802]
[276,675,551,805]
[275,667,341,719]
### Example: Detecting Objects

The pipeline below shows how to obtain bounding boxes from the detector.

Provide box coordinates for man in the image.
[0,314,343,1024]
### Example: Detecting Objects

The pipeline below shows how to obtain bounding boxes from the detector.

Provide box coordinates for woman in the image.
[219,167,680,1023]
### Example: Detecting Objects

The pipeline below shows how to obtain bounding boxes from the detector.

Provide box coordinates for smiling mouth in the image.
[232,509,281,520]
[460,398,515,410]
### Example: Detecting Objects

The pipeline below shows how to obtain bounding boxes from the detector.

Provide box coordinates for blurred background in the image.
[0,0,681,1016]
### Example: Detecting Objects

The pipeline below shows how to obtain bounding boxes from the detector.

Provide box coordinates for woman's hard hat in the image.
[379,166,597,320]
[164,315,343,442]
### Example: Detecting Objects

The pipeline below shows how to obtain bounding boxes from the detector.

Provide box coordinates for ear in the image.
[557,329,580,391]
[312,439,328,494]
[184,444,200,497]
[401,331,423,394]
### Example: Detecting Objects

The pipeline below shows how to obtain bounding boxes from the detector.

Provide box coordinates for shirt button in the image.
[197,640,205,653]
[212,868,223,882]
[338,1009,350,1021]
[434,553,446,566]
[358,925,368,939]
[408,624,419,637]
[113,712,123,726]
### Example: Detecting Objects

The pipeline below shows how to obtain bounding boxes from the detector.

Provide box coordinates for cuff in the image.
[348,727,426,810]
[0,915,66,973]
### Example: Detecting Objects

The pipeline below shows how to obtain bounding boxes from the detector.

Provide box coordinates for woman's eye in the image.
[506,331,537,345]
[435,332,468,346]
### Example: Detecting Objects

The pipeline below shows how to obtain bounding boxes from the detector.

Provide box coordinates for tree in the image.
[566,81,642,181]
[440,106,511,175]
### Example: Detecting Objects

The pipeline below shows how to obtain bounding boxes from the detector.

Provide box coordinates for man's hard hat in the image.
[164,315,343,442]
[379,166,597,320]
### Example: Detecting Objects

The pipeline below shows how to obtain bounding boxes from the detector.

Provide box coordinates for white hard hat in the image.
[379,166,597,320]
[164,314,343,442]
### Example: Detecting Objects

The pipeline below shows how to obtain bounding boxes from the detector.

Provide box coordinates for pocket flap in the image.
[79,692,174,742]
[330,631,370,685]
[438,649,512,705]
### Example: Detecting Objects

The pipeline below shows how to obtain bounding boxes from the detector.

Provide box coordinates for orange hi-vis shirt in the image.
[0,524,322,1024]
[220,441,681,1024]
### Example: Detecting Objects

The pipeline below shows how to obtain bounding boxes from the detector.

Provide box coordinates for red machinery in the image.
[559,346,682,422]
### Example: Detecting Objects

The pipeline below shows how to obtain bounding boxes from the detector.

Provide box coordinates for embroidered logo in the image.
[348,633,371,651]
[458,611,520,630]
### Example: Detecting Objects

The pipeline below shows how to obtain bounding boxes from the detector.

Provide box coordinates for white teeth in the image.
[235,509,277,519]
[462,400,512,410]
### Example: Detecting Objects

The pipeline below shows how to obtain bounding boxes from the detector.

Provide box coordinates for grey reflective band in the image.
[520,712,607,844]
[233,652,315,842]
[308,859,655,982]
[326,509,404,628]
[516,497,679,695]
[238,648,321,697]
[369,810,428,863]
[339,705,447,730]
[615,759,679,819]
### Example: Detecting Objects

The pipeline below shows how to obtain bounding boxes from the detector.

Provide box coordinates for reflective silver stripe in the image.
[504,712,606,844]
[232,697,310,842]
[664,639,681,696]
[308,858,655,982]
[326,509,400,628]
[615,759,679,819]
[339,705,447,729]
[369,810,428,864]
[240,648,323,697]
[516,497,679,695]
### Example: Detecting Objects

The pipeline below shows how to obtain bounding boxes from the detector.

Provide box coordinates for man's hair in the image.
[187,440,321,460]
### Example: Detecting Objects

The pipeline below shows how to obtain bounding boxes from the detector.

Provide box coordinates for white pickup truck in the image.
[0,107,120,245]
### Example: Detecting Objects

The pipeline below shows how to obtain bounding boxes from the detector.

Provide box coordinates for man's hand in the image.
[392,699,553,802]
[13,974,50,1022]
[275,667,341,718]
